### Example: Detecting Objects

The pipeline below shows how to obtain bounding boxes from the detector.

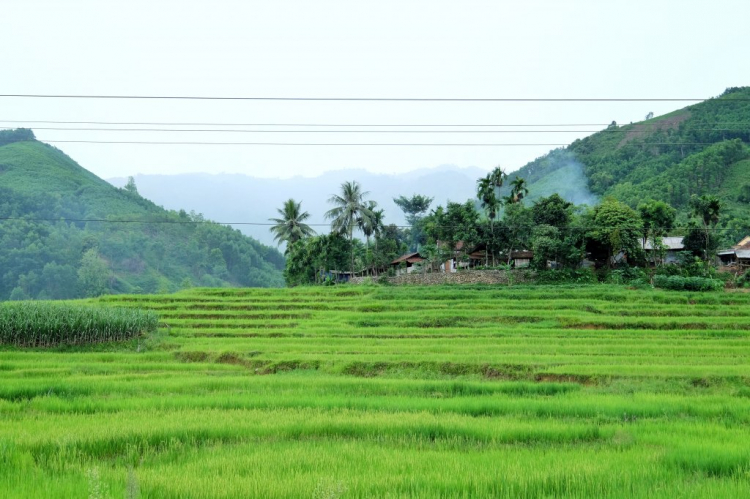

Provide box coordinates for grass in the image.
[2,284,750,497]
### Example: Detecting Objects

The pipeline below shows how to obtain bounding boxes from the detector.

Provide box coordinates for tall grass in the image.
[0,302,157,347]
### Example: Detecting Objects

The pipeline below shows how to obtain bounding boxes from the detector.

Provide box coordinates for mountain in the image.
[499,87,750,241]
[108,166,487,247]
[0,130,285,300]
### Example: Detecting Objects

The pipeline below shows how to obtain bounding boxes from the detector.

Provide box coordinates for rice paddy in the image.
[2,284,750,498]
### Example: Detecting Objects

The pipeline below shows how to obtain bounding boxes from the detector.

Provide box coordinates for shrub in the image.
[653,275,724,292]
[535,269,597,285]
[0,302,158,347]
[737,270,750,289]
[604,267,647,285]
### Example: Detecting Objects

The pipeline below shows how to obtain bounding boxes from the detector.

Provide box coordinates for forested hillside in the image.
[0,130,285,300]
[501,87,750,243]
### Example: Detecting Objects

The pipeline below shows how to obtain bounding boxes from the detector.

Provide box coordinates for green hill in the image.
[0,130,285,300]
[501,87,750,241]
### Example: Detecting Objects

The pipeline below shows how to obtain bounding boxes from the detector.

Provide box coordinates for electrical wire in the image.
[3,127,747,134]
[31,139,726,147]
[0,94,728,102]
[0,216,745,231]
[5,120,750,127]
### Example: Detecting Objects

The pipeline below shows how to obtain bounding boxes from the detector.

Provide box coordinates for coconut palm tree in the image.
[325,181,374,275]
[268,199,315,251]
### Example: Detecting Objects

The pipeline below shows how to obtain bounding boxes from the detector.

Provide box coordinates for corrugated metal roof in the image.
[642,237,684,250]
[737,249,750,259]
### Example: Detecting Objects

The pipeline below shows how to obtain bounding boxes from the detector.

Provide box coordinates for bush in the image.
[603,266,647,285]
[535,269,597,285]
[0,302,158,347]
[377,275,392,286]
[737,270,750,289]
[653,275,724,292]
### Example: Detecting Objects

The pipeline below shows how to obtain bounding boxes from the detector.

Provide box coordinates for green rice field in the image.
[2,285,750,498]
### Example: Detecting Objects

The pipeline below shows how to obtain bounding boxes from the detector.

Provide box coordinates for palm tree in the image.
[477,167,506,265]
[268,199,315,251]
[368,205,386,276]
[477,175,500,266]
[489,166,507,188]
[358,200,381,246]
[325,181,374,275]
[508,177,529,204]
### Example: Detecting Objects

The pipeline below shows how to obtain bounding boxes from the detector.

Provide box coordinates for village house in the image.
[642,236,685,265]
[717,236,750,270]
[390,252,425,275]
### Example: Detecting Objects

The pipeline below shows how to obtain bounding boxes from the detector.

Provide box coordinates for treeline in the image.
[275,169,736,286]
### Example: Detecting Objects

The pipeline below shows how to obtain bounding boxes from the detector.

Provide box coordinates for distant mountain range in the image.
[109,166,490,247]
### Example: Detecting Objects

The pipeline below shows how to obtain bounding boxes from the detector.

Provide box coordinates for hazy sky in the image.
[2,0,748,179]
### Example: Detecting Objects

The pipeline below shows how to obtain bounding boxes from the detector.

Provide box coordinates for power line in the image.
[5,126,747,134]
[0,94,727,102]
[0,217,746,231]
[34,139,725,147]
[6,119,750,127]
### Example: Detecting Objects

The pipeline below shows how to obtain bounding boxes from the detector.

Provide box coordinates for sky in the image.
[1,0,749,179]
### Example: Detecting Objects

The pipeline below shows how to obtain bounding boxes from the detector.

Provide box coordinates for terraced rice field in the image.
[2,285,750,498]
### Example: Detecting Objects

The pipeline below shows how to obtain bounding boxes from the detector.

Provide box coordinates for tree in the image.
[284,233,351,286]
[508,177,529,204]
[637,200,676,265]
[500,203,533,265]
[688,194,722,263]
[531,194,572,228]
[476,167,507,265]
[531,225,560,270]
[123,176,139,195]
[325,181,375,275]
[77,248,111,297]
[269,199,315,251]
[738,184,750,203]
[393,194,433,251]
[40,262,77,299]
[423,201,480,271]
[362,204,387,275]
[476,175,500,265]
[587,199,644,267]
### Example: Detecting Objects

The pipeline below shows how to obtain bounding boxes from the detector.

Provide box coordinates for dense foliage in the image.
[0,135,285,299]
[0,301,157,346]
[501,87,750,245]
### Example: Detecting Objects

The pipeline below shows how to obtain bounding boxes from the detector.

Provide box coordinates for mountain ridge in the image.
[499,87,750,241]
[0,132,285,299]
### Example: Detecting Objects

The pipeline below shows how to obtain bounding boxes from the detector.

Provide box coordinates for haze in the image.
[1,0,749,179]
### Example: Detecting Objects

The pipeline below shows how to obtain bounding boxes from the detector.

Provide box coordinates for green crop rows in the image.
[2,285,750,498]
[0,302,157,347]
